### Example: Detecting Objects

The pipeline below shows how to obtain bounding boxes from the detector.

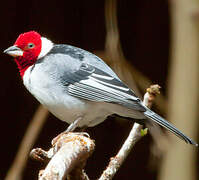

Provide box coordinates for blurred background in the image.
[0,0,198,179]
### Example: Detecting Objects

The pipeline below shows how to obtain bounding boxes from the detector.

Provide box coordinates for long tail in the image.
[144,108,198,146]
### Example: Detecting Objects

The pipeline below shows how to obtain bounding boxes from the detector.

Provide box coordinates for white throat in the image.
[38,37,53,59]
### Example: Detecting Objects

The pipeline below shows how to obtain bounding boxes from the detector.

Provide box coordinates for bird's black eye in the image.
[28,43,35,49]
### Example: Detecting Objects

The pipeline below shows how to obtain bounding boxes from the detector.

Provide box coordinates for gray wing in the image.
[49,44,120,79]
[63,62,146,112]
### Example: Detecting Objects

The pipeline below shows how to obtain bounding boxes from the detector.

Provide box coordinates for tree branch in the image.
[99,84,161,180]
[31,133,95,180]
[5,105,49,180]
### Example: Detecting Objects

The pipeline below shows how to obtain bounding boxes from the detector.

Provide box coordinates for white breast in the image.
[23,65,89,124]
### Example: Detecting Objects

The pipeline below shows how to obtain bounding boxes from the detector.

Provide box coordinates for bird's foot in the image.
[51,132,67,146]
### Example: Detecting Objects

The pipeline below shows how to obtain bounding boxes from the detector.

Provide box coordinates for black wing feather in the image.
[64,63,146,112]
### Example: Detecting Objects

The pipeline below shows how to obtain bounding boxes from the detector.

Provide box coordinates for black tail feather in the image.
[144,109,198,146]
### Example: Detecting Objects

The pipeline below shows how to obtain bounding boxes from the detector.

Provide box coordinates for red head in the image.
[4,31,42,77]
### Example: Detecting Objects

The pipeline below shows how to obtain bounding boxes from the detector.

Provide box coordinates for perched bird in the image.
[4,31,197,146]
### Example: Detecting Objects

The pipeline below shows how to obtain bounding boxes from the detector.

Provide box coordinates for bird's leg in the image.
[65,122,90,138]
[64,117,82,132]
[52,117,82,145]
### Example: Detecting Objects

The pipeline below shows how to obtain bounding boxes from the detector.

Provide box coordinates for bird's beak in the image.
[4,45,23,57]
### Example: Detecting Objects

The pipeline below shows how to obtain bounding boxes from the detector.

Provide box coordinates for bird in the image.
[4,31,197,146]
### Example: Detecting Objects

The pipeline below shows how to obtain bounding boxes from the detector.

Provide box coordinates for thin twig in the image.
[99,84,161,180]
[5,105,49,180]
